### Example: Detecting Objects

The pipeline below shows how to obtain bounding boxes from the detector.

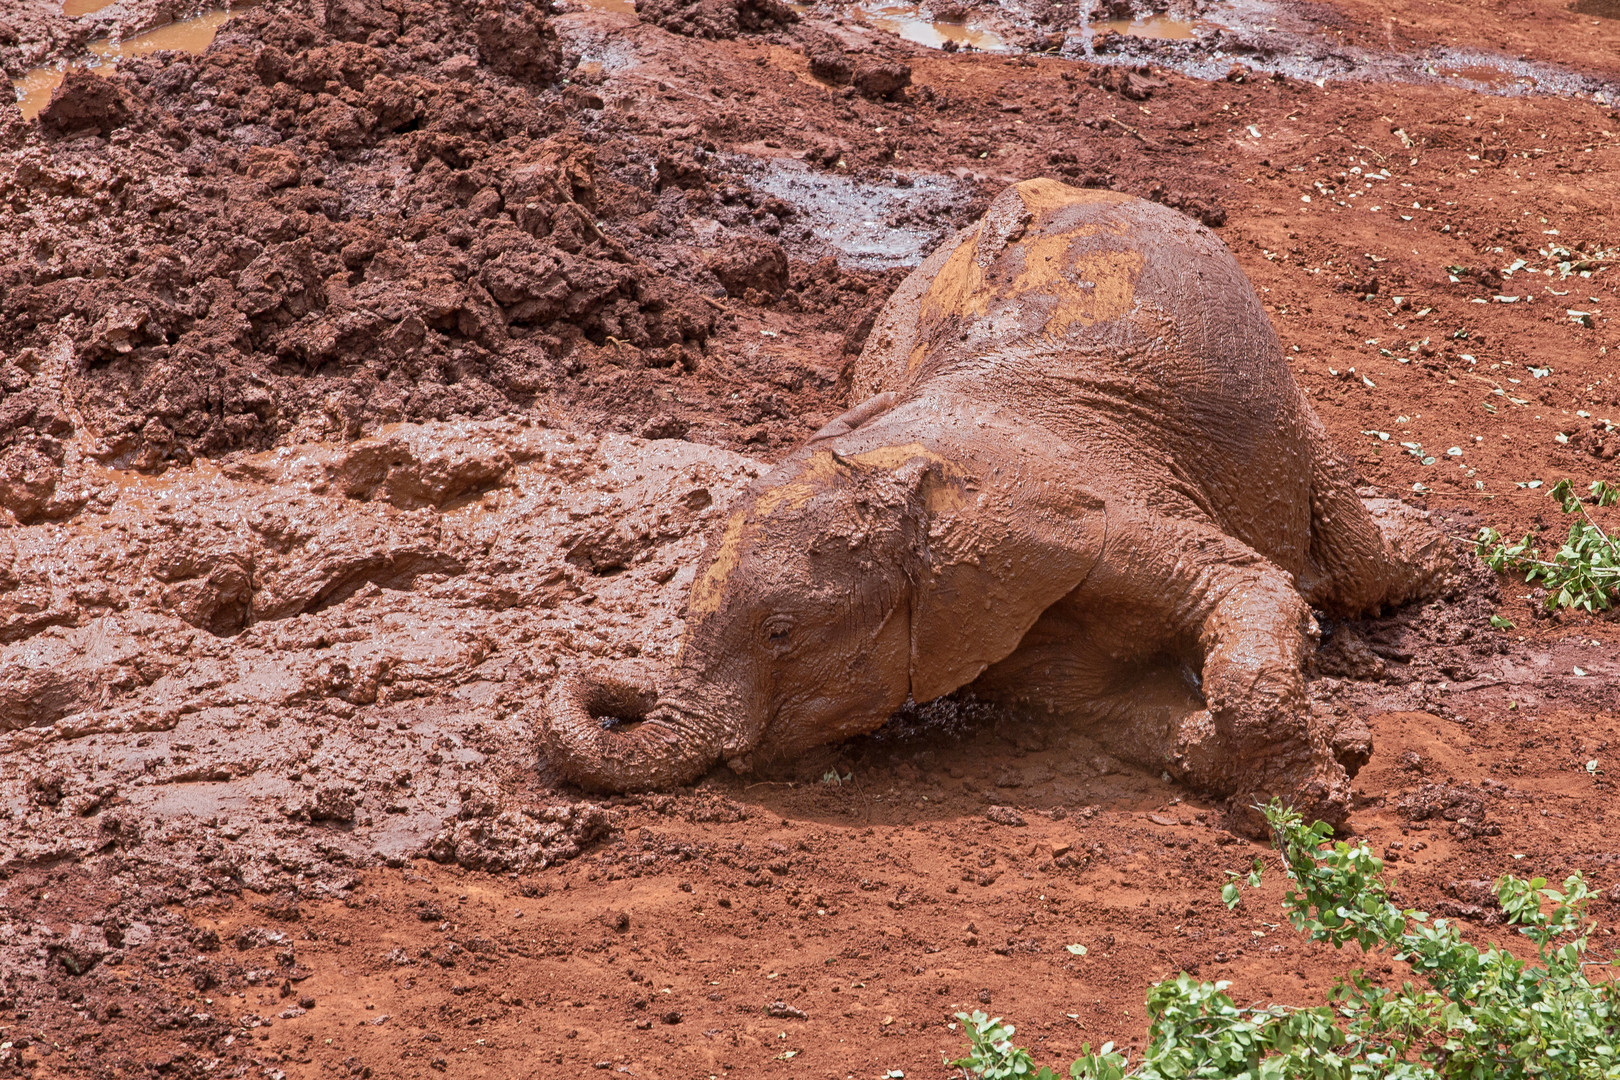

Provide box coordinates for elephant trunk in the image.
[540,670,723,792]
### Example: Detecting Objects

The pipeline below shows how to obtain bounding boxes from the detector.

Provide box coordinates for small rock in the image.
[0,444,61,524]
[706,236,789,299]
[808,50,853,84]
[641,415,690,441]
[309,785,356,824]
[38,67,132,135]
[984,806,1026,827]
[852,61,911,101]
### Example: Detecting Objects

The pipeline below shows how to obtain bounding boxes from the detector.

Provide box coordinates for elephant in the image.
[540,178,1453,829]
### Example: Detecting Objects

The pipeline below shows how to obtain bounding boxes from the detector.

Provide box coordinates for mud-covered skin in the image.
[559,177,1455,827]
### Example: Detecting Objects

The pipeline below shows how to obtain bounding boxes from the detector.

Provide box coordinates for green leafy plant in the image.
[1476,478,1620,612]
[953,802,1620,1079]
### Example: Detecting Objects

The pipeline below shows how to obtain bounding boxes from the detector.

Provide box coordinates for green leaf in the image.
[958,802,1620,1080]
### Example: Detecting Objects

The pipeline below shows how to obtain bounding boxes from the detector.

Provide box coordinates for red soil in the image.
[1,0,1618,1074]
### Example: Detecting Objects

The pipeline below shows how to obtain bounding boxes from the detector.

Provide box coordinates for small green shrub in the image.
[1476,478,1619,612]
[953,802,1620,1079]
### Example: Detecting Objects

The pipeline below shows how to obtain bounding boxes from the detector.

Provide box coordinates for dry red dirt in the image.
[1,0,1619,1075]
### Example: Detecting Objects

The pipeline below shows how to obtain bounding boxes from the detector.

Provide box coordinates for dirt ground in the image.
[1,0,1618,1074]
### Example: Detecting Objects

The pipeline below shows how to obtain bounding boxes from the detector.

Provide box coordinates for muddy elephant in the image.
[540,178,1452,828]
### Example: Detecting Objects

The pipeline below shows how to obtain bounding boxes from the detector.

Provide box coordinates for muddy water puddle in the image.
[833,0,1617,100]
[1096,14,1200,38]
[13,5,240,119]
[854,3,1008,51]
[563,0,1612,102]
[1076,5,1617,101]
[62,0,120,16]
[847,3,1204,53]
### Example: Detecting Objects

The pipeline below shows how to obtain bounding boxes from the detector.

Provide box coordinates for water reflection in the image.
[1097,14,1198,39]
[14,6,237,120]
[856,3,1008,51]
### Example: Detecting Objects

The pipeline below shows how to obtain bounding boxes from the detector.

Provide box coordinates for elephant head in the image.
[539,396,1105,792]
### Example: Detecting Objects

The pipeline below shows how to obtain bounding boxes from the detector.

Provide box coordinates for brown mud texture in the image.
[0,0,1618,1074]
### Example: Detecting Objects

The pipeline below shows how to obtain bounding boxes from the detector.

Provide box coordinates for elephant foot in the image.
[1166,706,1353,838]
[1224,756,1352,838]
[1313,697,1372,777]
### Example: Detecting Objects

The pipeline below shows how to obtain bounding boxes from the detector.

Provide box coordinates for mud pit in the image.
[2,0,1619,1073]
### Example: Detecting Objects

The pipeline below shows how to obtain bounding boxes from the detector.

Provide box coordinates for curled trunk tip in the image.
[539,670,720,792]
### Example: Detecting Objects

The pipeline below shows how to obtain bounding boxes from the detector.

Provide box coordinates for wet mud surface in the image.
[1,0,1619,1073]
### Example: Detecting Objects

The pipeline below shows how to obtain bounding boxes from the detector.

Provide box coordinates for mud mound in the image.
[0,0,720,472]
[1,418,760,746]
[37,65,133,134]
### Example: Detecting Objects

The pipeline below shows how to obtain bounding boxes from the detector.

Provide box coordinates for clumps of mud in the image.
[425,796,616,872]
[634,0,798,40]
[0,0,952,483]
[0,0,727,472]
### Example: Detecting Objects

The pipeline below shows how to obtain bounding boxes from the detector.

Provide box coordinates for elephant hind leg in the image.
[1299,428,1458,616]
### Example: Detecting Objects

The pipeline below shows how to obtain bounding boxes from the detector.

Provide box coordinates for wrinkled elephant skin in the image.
[541,179,1454,830]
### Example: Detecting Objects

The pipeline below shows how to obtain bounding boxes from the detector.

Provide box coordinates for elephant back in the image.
[853,177,1317,576]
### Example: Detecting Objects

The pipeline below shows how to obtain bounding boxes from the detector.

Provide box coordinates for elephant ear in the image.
[903,451,1106,703]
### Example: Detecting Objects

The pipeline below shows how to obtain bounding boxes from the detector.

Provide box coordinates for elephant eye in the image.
[762,616,794,647]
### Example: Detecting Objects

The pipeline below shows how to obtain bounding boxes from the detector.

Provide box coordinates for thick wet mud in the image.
[1,0,1619,1072]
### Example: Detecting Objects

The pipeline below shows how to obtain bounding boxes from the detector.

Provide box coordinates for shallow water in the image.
[1072,0,1617,102]
[14,6,236,120]
[1097,14,1199,39]
[62,0,120,16]
[854,3,1008,51]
